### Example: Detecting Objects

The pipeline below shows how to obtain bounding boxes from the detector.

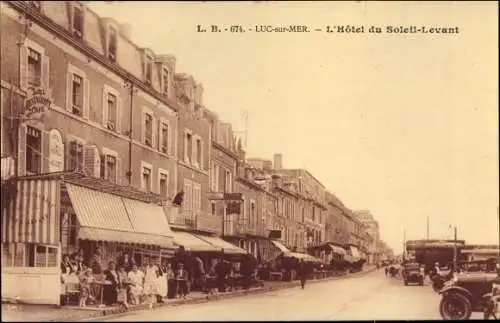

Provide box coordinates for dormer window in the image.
[162,67,169,96]
[73,6,84,38]
[108,27,117,62]
[145,55,152,84]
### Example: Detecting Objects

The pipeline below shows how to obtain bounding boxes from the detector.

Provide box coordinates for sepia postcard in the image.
[0,0,498,321]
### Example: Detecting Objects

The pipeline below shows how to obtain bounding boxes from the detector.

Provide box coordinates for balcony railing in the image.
[164,205,222,233]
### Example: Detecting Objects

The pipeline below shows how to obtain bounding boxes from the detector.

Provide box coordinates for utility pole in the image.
[453,226,458,273]
[403,229,406,261]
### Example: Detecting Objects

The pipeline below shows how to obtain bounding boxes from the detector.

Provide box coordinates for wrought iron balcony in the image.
[164,205,222,234]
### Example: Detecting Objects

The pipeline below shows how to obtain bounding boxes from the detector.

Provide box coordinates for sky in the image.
[88,1,499,253]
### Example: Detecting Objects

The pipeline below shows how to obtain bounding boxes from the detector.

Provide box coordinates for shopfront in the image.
[1,176,62,305]
[1,172,176,305]
[61,179,176,267]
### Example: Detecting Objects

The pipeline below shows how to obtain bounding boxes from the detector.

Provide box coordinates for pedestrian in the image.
[298,260,309,289]
[102,261,119,306]
[127,264,144,305]
[144,258,159,308]
[156,259,168,303]
[176,263,189,298]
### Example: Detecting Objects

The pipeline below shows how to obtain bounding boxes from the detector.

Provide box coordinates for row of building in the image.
[0,1,393,305]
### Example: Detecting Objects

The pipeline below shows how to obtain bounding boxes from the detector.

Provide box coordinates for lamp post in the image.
[452,225,458,273]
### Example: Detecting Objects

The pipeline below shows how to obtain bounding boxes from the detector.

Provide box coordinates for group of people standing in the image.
[60,247,193,308]
[60,246,268,308]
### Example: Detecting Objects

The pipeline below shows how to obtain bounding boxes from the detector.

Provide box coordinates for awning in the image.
[283,252,322,263]
[1,178,60,245]
[79,227,173,248]
[121,198,172,237]
[172,231,221,252]
[270,240,291,253]
[327,244,347,255]
[196,235,248,255]
[66,184,174,248]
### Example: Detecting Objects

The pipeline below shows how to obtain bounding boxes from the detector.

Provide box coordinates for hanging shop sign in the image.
[48,129,64,172]
[23,88,51,120]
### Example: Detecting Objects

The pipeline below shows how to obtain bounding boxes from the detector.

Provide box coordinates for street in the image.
[96,269,486,321]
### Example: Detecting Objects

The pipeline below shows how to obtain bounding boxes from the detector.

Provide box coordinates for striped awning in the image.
[79,227,173,248]
[1,156,14,181]
[270,240,291,253]
[66,184,174,248]
[172,231,221,252]
[196,235,248,255]
[327,244,347,255]
[1,178,60,245]
[283,252,322,263]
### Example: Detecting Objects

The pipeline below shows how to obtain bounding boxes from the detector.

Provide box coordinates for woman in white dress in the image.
[143,258,159,308]
[156,260,168,302]
[127,264,144,305]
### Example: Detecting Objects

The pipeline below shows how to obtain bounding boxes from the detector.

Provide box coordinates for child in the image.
[79,268,93,308]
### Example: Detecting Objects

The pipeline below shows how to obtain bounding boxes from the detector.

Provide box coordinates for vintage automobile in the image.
[438,271,498,320]
[402,262,424,286]
[431,269,454,292]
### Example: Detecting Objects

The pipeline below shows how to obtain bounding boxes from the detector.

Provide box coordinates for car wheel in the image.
[439,293,472,320]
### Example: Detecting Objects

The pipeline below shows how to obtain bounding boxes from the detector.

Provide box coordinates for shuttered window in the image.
[142,166,152,191]
[27,48,41,88]
[68,140,84,172]
[144,114,153,147]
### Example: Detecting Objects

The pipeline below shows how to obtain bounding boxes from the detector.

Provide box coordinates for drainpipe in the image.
[126,81,135,185]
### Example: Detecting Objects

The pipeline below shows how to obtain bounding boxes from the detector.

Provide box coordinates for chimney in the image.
[119,23,132,39]
[273,154,283,170]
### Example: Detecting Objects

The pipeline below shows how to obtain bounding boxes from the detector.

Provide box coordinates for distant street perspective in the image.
[98,269,488,321]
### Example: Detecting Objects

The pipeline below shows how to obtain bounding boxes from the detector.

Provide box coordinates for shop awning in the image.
[270,240,291,253]
[172,231,221,252]
[327,244,347,255]
[283,252,322,263]
[66,184,174,248]
[1,178,60,245]
[196,235,248,255]
[79,227,173,247]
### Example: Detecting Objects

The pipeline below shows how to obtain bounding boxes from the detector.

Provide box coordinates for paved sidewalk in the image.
[2,266,377,322]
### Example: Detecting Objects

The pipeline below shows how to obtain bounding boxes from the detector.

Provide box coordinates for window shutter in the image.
[66,72,72,112]
[41,130,49,173]
[196,184,201,213]
[151,116,157,149]
[102,88,108,127]
[218,166,225,192]
[184,133,188,163]
[68,140,77,171]
[19,45,28,90]
[83,146,100,178]
[42,54,50,91]
[116,96,122,132]
[100,154,106,179]
[17,124,27,176]
[83,79,90,119]
[157,119,162,151]
[141,112,146,144]
[116,157,122,185]
[184,180,192,213]
[215,165,220,191]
